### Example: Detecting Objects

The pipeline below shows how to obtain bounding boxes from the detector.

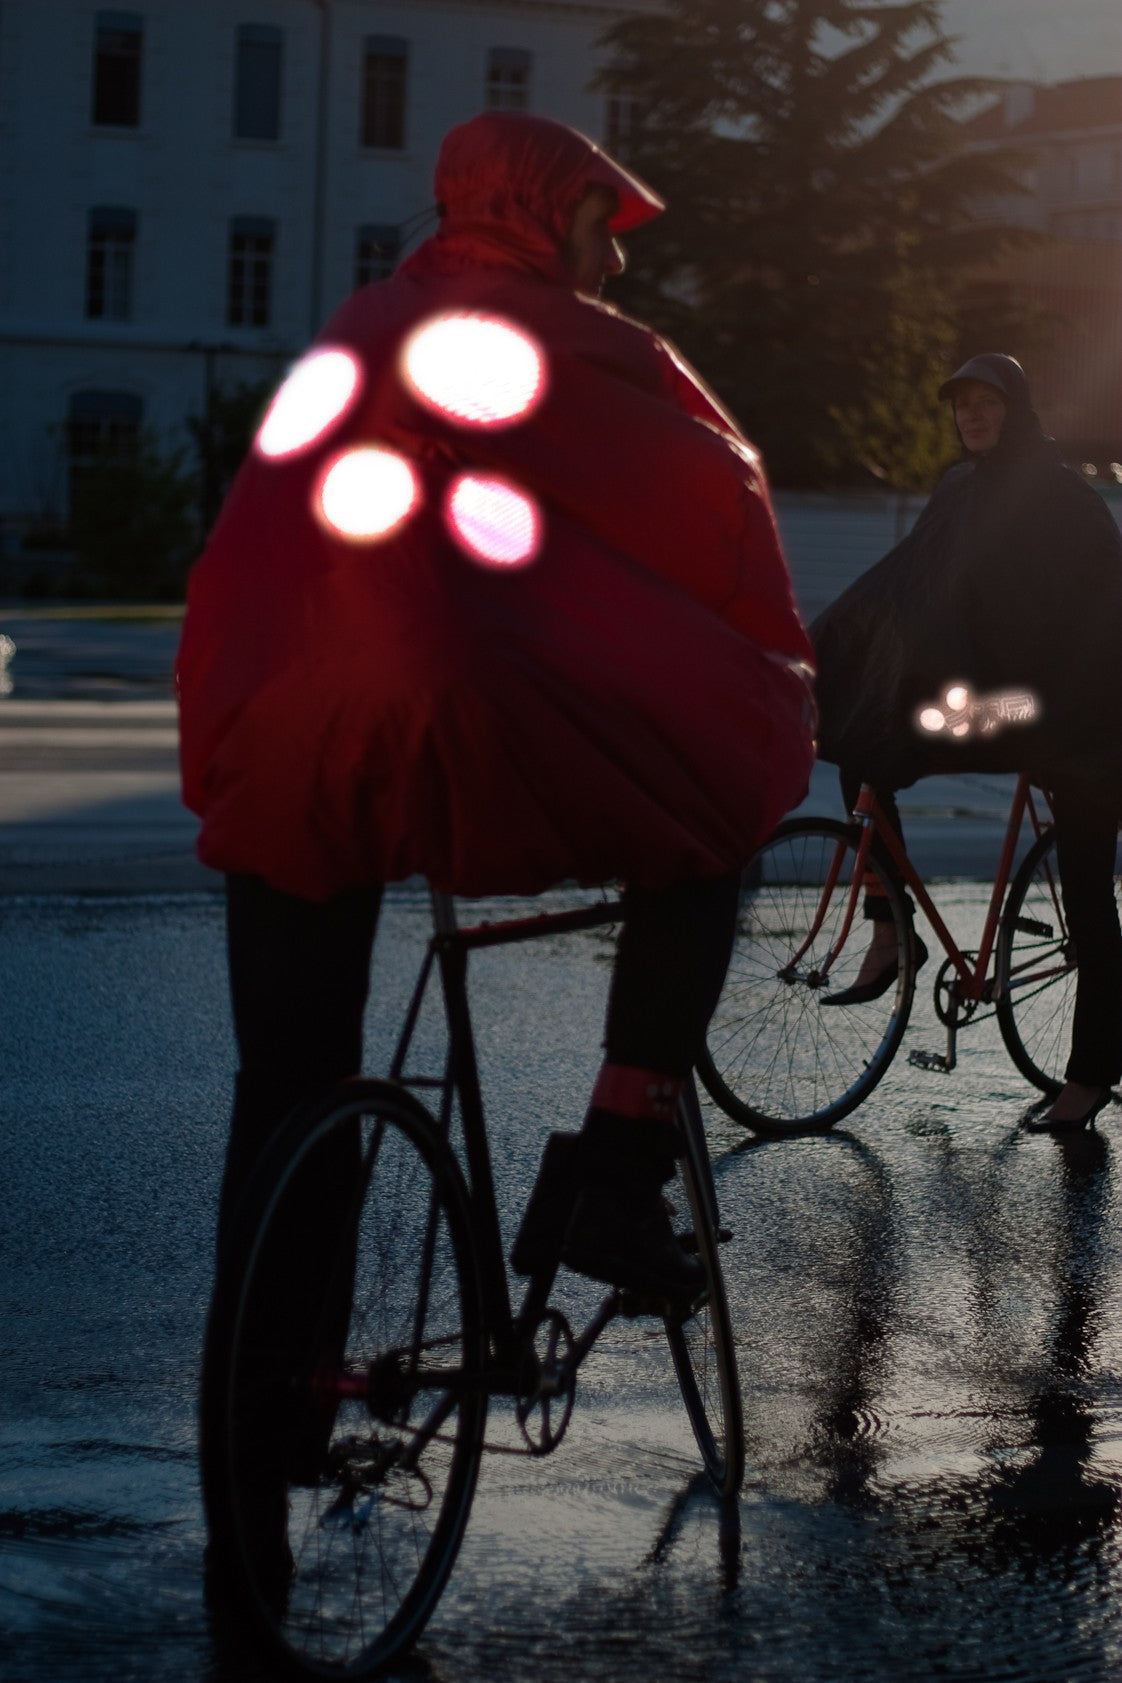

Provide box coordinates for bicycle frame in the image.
[388,889,628,1382]
[845,774,1053,1002]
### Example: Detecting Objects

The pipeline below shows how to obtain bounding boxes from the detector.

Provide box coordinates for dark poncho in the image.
[812,406,1122,792]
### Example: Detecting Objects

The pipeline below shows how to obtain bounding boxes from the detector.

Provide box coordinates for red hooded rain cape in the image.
[177,113,816,899]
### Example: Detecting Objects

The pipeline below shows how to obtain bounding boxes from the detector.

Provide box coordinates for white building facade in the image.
[0,0,647,543]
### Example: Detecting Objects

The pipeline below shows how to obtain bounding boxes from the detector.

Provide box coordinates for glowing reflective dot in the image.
[918,708,946,733]
[446,474,540,567]
[944,684,970,712]
[257,349,362,459]
[951,721,971,738]
[402,314,545,427]
[318,448,420,540]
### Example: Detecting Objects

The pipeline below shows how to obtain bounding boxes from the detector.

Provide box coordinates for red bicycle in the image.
[697,774,1112,1135]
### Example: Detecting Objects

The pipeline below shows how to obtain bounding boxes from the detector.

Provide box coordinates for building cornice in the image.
[0,326,296,358]
[366,0,658,16]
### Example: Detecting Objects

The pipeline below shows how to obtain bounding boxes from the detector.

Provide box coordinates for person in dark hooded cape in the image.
[179,112,815,1327]
[812,353,1122,1130]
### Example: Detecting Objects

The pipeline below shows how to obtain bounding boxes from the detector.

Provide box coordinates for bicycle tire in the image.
[996,827,1085,1095]
[204,1079,486,1678]
[697,817,916,1134]
[664,1082,745,1496]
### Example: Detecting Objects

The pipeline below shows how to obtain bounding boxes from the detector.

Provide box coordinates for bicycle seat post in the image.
[850,783,878,823]
[430,887,459,938]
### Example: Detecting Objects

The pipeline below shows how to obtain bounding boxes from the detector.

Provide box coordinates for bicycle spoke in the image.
[212,1082,485,1677]
[997,829,1092,1095]
[665,1085,744,1494]
[699,819,913,1132]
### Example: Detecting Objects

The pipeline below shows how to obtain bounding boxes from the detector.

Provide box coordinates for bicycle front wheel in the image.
[209,1079,486,1678]
[664,1082,745,1496]
[697,818,916,1134]
[997,827,1081,1094]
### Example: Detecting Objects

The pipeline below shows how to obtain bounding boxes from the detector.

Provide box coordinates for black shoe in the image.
[510,1133,584,1277]
[561,1180,705,1301]
[822,935,928,1006]
[1022,1089,1110,1133]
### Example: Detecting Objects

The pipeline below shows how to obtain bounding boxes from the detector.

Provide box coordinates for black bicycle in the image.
[202,889,743,1677]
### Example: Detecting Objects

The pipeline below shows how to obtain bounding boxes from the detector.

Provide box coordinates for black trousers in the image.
[840,769,1122,1087]
[1049,777,1122,1087]
[217,869,741,1249]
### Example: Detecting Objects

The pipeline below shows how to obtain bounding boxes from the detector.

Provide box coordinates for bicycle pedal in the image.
[908,1048,953,1072]
[618,1288,669,1318]
[618,1284,710,1320]
[1015,917,1053,938]
[678,1227,733,1254]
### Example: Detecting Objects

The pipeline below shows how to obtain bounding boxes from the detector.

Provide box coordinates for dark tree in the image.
[187,373,279,532]
[69,432,199,600]
[599,0,1028,486]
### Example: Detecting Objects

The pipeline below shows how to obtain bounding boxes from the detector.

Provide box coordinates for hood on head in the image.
[938,352,1050,464]
[938,353,1031,409]
[401,111,664,286]
[434,111,664,237]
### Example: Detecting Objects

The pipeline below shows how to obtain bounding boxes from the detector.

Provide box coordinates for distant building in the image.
[0,0,649,546]
[958,76,1122,466]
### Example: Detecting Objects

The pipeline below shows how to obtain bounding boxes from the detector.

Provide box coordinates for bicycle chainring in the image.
[934,955,979,1027]
[515,1309,576,1455]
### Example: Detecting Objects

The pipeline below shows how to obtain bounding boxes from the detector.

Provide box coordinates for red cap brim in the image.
[584,151,665,233]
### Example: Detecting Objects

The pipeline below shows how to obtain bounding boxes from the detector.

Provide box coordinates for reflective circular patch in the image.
[317,447,421,541]
[446,474,540,567]
[256,348,363,459]
[402,313,546,428]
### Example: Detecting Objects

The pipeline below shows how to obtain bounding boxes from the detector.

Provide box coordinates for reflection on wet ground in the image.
[2,890,1121,1681]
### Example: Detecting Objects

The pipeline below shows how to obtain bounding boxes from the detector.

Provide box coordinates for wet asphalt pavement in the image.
[2,616,1122,1681]
[3,886,1122,1683]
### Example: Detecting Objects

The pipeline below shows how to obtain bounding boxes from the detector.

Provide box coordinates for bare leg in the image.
[1044,1081,1106,1124]
[852,921,900,987]
[839,769,909,987]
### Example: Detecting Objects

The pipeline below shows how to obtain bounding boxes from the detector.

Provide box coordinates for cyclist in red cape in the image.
[178,111,815,1301]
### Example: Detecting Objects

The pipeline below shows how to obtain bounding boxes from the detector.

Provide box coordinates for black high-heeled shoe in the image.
[821,935,928,1007]
[1022,1089,1111,1134]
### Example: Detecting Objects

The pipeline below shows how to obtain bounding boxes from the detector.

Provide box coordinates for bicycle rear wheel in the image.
[205,1079,486,1678]
[997,827,1082,1094]
[697,818,916,1134]
[664,1082,744,1496]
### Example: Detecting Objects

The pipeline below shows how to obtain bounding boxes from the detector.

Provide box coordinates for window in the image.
[355,223,400,287]
[86,205,137,320]
[67,389,143,509]
[486,47,531,111]
[227,215,275,327]
[361,36,407,150]
[91,10,142,127]
[234,23,283,141]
